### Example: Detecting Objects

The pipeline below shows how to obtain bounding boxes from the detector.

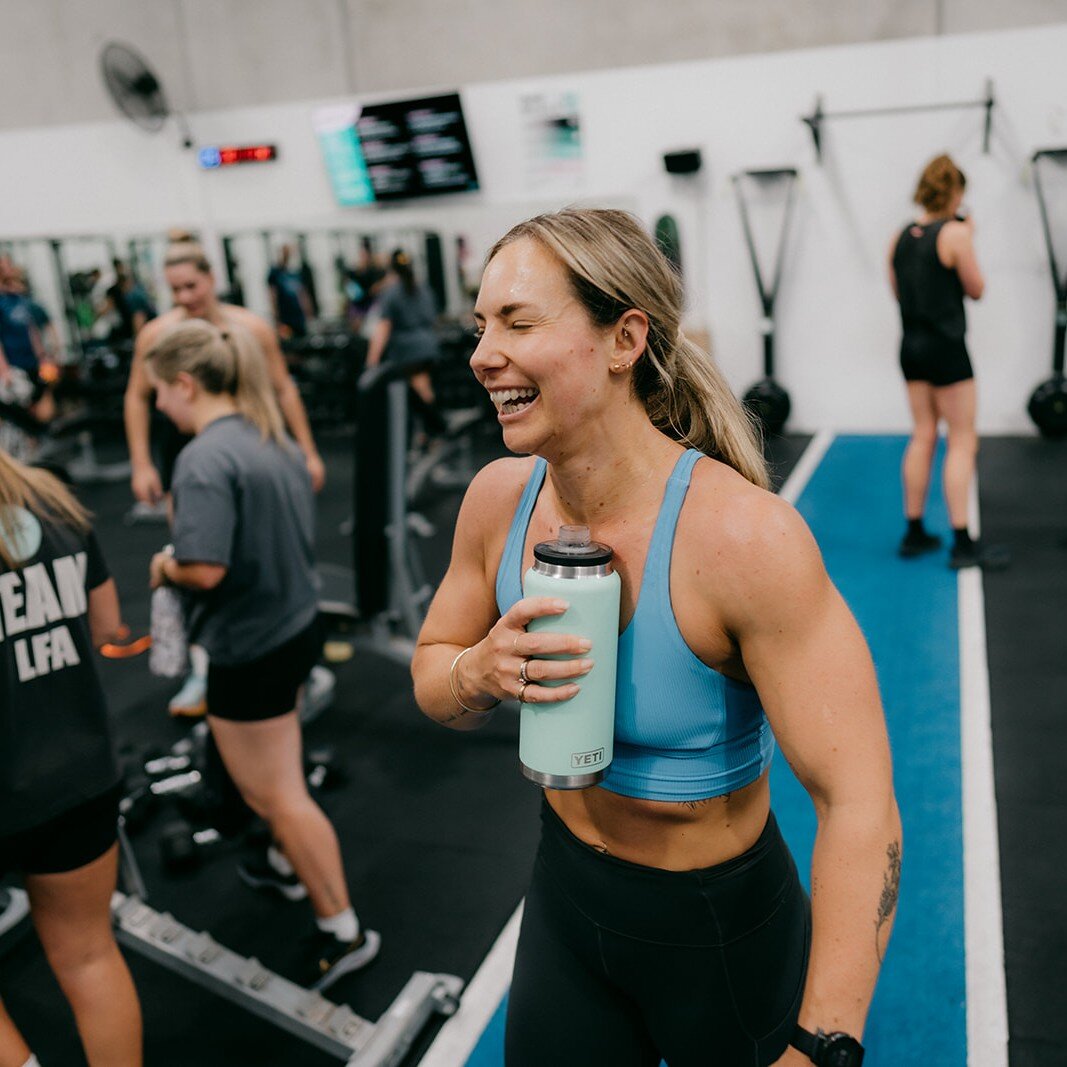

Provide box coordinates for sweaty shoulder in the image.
[223,304,272,342]
[462,456,538,529]
[936,218,970,258]
[679,457,823,606]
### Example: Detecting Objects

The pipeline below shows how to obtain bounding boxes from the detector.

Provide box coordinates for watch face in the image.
[824,1034,864,1067]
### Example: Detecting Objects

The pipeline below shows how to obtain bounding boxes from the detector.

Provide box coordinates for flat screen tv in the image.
[355,92,479,201]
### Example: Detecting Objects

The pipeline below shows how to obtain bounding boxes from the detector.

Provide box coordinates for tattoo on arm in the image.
[875,840,902,963]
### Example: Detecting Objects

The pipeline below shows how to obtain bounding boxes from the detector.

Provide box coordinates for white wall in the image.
[3,24,1066,432]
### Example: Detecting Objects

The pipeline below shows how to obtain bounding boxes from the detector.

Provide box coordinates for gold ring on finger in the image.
[518,679,530,703]
[518,659,531,685]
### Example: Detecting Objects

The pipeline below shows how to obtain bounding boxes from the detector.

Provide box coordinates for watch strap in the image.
[791,1024,820,1062]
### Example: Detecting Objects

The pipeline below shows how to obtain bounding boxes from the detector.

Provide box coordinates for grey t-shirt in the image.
[171,414,318,665]
[378,281,440,365]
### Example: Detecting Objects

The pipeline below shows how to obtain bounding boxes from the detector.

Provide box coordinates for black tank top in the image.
[892,219,966,341]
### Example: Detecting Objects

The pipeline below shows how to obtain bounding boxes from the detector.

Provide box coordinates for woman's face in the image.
[470,237,615,455]
[149,368,196,433]
[165,263,216,319]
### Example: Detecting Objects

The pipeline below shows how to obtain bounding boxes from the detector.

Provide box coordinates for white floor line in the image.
[778,429,835,506]
[960,481,1009,1067]
[419,430,837,1067]
[417,903,524,1067]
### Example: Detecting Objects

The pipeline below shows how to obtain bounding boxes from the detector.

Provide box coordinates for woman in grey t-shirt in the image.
[364,249,446,439]
[144,320,379,989]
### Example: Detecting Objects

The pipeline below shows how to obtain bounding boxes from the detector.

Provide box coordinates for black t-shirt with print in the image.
[0,508,120,836]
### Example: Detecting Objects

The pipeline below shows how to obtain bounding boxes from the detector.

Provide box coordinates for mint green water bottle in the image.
[520,525,621,788]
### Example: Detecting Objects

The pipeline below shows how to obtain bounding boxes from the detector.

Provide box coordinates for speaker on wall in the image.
[663,149,702,175]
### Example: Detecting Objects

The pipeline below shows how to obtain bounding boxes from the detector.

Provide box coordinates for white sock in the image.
[267,844,294,877]
[189,644,209,678]
[316,907,359,943]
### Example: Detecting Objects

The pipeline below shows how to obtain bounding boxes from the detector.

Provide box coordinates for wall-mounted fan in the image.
[100,41,192,147]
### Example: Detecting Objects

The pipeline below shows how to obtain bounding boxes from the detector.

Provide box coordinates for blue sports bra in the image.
[495,448,774,802]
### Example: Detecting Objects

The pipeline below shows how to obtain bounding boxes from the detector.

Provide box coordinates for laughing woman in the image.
[412,208,901,1067]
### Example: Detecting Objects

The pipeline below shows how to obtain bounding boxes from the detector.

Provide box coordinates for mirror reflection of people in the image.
[364,249,446,445]
[413,208,900,1067]
[105,259,157,344]
[266,244,312,340]
[343,238,388,330]
[889,155,1008,570]
[0,256,53,424]
[0,446,143,1067]
[10,268,64,368]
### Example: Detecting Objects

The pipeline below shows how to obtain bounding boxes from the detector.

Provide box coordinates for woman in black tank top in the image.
[888,154,1004,570]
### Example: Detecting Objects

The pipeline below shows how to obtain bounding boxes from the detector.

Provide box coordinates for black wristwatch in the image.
[791,1024,864,1066]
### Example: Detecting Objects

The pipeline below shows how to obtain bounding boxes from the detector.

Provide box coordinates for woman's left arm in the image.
[722,494,901,1059]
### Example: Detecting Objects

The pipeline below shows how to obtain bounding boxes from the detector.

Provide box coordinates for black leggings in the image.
[505,801,810,1067]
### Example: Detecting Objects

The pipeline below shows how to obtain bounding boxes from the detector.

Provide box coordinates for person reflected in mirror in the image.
[364,249,447,450]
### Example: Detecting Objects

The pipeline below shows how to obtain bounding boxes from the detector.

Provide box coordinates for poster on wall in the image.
[521,90,584,193]
[312,104,375,207]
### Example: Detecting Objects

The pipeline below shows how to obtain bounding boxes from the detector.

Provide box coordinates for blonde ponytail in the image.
[488,208,769,490]
[645,335,769,489]
[227,327,287,444]
[0,447,90,570]
[145,320,287,446]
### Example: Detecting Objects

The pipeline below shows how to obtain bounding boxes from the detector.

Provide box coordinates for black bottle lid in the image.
[533,524,614,567]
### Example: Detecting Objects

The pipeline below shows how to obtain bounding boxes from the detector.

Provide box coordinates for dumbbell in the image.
[305,747,347,791]
[159,819,224,874]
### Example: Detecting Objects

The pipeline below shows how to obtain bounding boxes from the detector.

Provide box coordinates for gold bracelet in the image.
[448,647,500,715]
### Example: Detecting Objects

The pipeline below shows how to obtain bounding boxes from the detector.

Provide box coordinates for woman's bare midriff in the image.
[545,769,771,871]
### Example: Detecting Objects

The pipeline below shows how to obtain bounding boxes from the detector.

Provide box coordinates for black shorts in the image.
[0,785,121,877]
[900,331,973,387]
[207,619,321,722]
[505,800,811,1067]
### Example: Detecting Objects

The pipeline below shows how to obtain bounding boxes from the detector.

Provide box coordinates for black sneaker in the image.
[237,856,308,901]
[310,928,381,991]
[898,530,943,558]
[949,541,1011,571]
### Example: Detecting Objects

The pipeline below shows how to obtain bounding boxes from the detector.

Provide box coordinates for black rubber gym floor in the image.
[978,438,1067,1067]
[1,431,1062,1065]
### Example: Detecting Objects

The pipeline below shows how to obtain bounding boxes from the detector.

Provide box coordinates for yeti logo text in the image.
[571,748,604,769]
